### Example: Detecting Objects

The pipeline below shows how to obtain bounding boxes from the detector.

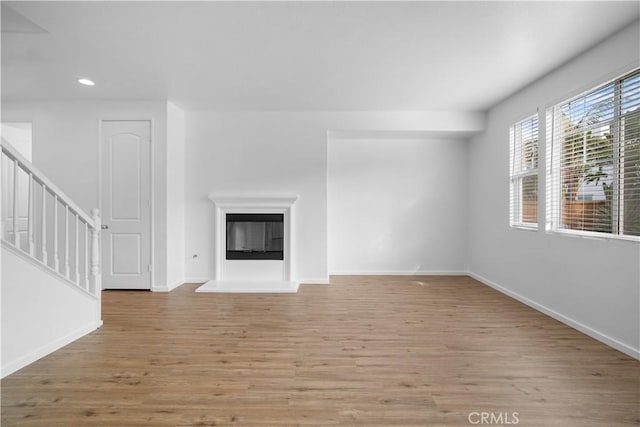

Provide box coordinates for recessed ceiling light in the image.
[77,78,95,86]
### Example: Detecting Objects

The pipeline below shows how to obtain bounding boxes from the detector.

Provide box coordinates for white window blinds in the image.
[547,68,640,239]
[510,114,539,228]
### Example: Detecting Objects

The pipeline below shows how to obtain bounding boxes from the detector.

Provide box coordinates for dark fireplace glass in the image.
[226,213,284,260]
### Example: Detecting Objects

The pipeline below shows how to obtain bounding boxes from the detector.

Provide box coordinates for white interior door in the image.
[100,121,151,289]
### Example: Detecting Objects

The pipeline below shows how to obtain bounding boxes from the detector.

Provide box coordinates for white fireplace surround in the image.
[197,195,299,293]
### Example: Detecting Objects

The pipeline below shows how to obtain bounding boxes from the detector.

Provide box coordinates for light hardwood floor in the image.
[1,276,639,426]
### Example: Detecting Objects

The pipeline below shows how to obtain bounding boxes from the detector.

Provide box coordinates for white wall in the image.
[0,102,485,287]
[0,101,169,290]
[184,112,330,283]
[165,102,186,290]
[467,21,640,358]
[1,122,32,160]
[184,111,484,283]
[328,138,468,274]
[1,245,100,377]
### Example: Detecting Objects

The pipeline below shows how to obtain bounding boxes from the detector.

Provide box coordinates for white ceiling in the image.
[2,1,639,112]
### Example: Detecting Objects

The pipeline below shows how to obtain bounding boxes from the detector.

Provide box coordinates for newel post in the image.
[90,208,102,295]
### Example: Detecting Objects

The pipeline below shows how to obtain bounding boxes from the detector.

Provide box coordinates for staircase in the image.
[1,141,102,378]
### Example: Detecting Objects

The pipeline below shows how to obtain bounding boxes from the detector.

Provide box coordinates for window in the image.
[510,114,539,228]
[547,69,640,239]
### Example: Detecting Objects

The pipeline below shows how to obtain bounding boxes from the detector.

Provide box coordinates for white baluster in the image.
[41,184,48,264]
[74,214,80,284]
[0,157,3,240]
[28,173,35,256]
[90,209,101,295]
[64,205,70,278]
[85,222,89,290]
[53,195,59,271]
[12,159,19,247]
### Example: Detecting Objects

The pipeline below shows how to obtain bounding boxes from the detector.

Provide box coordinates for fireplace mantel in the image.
[208,195,299,209]
[197,194,299,293]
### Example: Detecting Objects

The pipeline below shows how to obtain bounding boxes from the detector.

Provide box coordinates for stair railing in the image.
[1,142,101,297]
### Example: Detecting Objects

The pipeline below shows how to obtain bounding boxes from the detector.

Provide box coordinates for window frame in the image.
[509,113,539,230]
[545,68,640,242]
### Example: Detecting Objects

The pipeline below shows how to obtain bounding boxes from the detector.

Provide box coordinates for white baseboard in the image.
[184,277,209,284]
[467,271,640,360]
[167,279,185,291]
[298,278,330,285]
[1,321,101,379]
[329,270,468,276]
[152,278,187,292]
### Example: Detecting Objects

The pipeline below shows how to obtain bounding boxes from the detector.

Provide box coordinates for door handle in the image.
[101,225,109,230]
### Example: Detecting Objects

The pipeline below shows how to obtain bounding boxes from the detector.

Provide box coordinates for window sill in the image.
[546,228,640,243]
[510,224,539,232]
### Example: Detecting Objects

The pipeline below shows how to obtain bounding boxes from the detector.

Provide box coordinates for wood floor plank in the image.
[1,275,638,426]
